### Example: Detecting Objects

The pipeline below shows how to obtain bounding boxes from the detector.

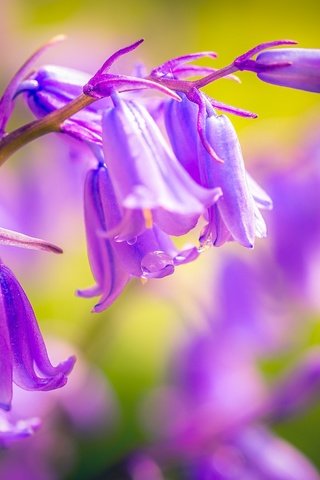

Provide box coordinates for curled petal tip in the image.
[0,227,63,254]
[136,38,145,46]
[63,355,77,375]
[283,39,298,45]
[92,304,103,313]
[40,242,63,254]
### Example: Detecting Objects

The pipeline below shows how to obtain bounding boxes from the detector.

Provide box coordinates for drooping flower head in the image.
[6,37,319,320]
[15,37,318,257]
[198,111,271,247]
[78,159,200,311]
[0,261,75,411]
[101,94,222,240]
[0,223,74,412]
[19,65,106,145]
[77,159,130,310]
[164,93,272,247]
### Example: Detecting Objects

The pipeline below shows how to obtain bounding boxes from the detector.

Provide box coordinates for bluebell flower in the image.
[243,48,320,93]
[164,93,201,184]
[18,65,106,145]
[0,261,75,411]
[77,162,130,311]
[101,95,221,239]
[78,162,200,311]
[164,94,272,247]
[198,112,271,247]
[14,40,182,153]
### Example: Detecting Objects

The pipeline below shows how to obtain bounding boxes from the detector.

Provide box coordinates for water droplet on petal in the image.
[126,236,137,245]
[174,247,199,265]
[141,251,174,279]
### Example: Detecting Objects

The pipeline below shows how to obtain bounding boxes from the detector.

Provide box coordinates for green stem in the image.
[0,93,95,166]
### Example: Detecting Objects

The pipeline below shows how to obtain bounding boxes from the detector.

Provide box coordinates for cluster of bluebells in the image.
[0,35,319,446]
[14,37,320,311]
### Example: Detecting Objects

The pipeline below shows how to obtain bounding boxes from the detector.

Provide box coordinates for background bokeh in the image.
[0,0,320,478]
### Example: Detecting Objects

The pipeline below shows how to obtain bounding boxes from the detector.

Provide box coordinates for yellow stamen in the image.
[143,209,153,229]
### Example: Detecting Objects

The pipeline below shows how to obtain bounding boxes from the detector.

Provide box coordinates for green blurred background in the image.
[1,0,320,478]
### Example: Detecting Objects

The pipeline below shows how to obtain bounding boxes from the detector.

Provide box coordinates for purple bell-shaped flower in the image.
[0,261,75,411]
[78,162,199,311]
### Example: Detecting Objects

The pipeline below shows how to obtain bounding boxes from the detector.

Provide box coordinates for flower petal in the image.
[0,263,75,393]
[256,48,320,92]
[200,114,256,247]
[77,166,130,310]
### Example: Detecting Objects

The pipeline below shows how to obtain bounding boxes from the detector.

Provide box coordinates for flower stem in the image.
[0,93,95,166]
[194,64,238,88]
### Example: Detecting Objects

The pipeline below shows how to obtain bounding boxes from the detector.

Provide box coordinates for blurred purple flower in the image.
[193,425,320,480]
[128,454,164,480]
[78,162,199,311]
[0,342,117,477]
[0,412,40,447]
[141,329,320,479]
[0,261,75,411]
[0,35,65,138]
[270,348,320,421]
[141,334,267,457]
[265,161,320,302]
[213,254,291,353]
